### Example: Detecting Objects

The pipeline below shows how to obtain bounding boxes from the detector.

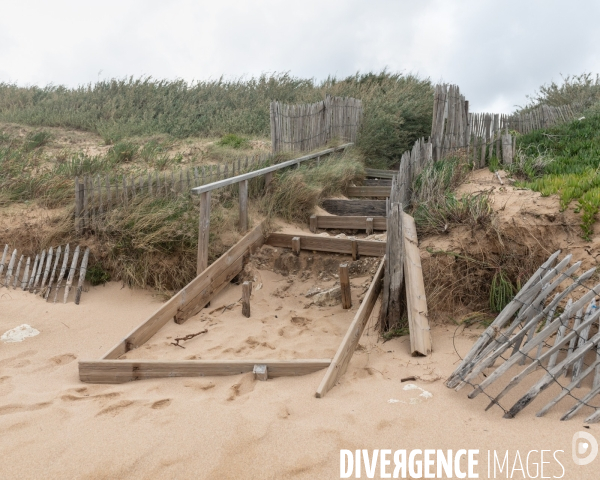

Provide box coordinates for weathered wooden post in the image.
[339,263,352,309]
[197,192,211,275]
[366,217,374,235]
[502,132,513,166]
[239,179,248,233]
[264,172,273,190]
[351,240,359,261]
[309,215,317,233]
[291,237,301,255]
[242,281,252,318]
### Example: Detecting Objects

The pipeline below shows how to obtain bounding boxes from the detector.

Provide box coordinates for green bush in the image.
[217,134,249,149]
[86,264,111,285]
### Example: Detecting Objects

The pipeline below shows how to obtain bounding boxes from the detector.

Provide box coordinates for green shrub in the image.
[108,141,138,163]
[217,134,249,149]
[86,264,111,285]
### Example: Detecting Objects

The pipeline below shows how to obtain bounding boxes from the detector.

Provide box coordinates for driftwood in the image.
[171,330,208,348]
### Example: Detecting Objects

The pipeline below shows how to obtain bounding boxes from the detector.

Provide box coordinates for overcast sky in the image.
[1,0,598,113]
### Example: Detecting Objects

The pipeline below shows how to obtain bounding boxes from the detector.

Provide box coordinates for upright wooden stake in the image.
[0,244,8,279]
[309,215,317,233]
[239,179,248,233]
[39,247,54,294]
[197,191,211,275]
[339,264,352,309]
[366,217,374,235]
[12,255,23,289]
[351,240,358,261]
[5,249,17,288]
[27,254,40,292]
[31,249,45,293]
[264,172,273,190]
[44,246,62,299]
[291,237,301,255]
[242,281,252,318]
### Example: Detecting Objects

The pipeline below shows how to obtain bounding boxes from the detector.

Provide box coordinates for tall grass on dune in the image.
[0,72,433,168]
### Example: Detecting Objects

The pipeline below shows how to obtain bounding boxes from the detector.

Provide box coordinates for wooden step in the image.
[321,199,387,217]
[347,186,391,198]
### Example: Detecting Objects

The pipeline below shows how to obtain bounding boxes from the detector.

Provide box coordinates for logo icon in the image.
[572,431,598,466]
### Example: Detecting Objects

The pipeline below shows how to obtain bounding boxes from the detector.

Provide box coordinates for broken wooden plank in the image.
[79,359,332,384]
[321,199,387,217]
[403,212,432,356]
[266,233,385,257]
[102,222,266,359]
[315,257,385,398]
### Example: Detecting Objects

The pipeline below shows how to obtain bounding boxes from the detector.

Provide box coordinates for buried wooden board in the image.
[80,359,332,384]
[315,257,385,398]
[346,186,391,198]
[99,221,266,360]
[321,199,387,217]
[402,213,432,356]
[266,233,386,257]
[315,216,387,231]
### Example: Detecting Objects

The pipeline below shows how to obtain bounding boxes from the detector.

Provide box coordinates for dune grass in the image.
[0,72,433,168]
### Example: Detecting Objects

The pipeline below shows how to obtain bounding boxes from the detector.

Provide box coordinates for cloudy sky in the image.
[1,0,598,113]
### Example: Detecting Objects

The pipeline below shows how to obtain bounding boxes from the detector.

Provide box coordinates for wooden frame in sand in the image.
[78,220,385,398]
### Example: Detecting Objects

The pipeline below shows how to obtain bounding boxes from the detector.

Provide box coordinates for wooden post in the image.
[339,263,351,309]
[75,177,81,234]
[52,244,70,303]
[264,171,273,190]
[63,245,80,303]
[366,217,374,235]
[351,240,358,261]
[44,246,62,299]
[239,179,248,233]
[197,191,211,275]
[21,257,30,290]
[502,133,513,166]
[12,255,23,289]
[242,281,252,318]
[309,215,317,233]
[291,237,301,255]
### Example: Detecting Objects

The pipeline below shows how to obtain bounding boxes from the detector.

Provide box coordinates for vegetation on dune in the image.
[514,113,600,238]
[0,71,433,168]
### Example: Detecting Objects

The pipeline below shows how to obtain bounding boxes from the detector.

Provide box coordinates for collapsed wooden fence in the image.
[0,243,90,304]
[270,96,362,153]
[447,251,600,422]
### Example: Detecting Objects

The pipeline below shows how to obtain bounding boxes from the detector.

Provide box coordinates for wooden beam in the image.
[197,191,211,275]
[79,359,332,384]
[101,222,266,360]
[316,257,385,398]
[238,179,248,233]
[347,186,391,198]
[403,213,432,356]
[266,233,385,257]
[363,179,392,186]
[339,264,351,309]
[315,216,386,231]
[321,199,386,217]
[364,168,397,179]
[192,144,352,195]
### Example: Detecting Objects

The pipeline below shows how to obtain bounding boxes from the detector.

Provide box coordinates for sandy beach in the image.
[1,248,598,479]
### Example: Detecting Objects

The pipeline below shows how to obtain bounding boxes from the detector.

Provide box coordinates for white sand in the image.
[1,272,598,479]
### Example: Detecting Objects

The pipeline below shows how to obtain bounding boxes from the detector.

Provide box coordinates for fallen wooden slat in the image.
[314,216,387,231]
[102,221,266,359]
[403,213,432,356]
[79,359,332,384]
[346,186,391,198]
[364,168,397,179]
[321,199,387,217]
[52,244,70,303]
[315,257,385,398]
[74,247,90,305]
[266,233,385,257]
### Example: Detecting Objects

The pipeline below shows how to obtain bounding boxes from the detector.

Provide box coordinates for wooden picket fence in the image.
[507,103,577,135]
[270,96,362,153]
[446,251,600,422]
[74,155,272,234]
[0,244,90,304]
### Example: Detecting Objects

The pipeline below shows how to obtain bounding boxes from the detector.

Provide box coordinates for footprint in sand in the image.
[0,401,53,416]
[96,400,136,417]
[0,350,37,368]
[227,373,256,402]
[49,353,77,366]
[150,399,172,410]
[60,386,121,404]
[184,381,215,391]
[0,376,14,397]
[291,316,312,327]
